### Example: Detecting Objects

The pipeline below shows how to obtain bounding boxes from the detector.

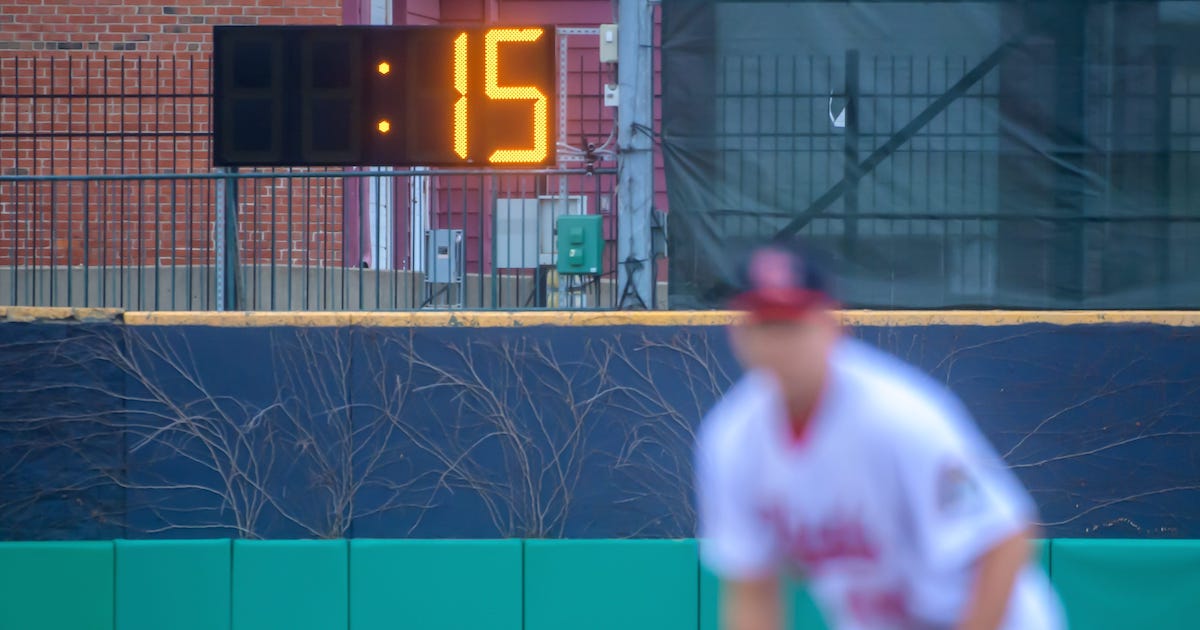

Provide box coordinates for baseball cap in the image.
[727,239,834,323]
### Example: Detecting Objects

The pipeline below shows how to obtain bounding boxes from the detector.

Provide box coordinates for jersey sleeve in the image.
[694,421,780,581]
[892,405,1038,574]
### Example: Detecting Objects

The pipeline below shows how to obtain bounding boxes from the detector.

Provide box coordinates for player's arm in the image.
[954,526,1033,630]
[890,402,1041,629]
[722,575,783,630]
[694,418,783,630]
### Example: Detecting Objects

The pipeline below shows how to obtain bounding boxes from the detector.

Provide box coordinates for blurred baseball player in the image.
[694,240,1066,630]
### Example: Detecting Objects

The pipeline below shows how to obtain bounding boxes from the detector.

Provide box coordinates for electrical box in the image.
[599,24,618,63]
[495,195,588,268]
[556,215,604,276]
[424,229,463,283]
[603,84,619,107]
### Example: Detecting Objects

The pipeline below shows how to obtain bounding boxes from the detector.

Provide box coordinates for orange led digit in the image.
[453,32,469,160]
[484,28,549,164]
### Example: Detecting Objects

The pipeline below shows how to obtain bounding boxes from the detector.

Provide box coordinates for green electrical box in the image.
[555,215,604,276]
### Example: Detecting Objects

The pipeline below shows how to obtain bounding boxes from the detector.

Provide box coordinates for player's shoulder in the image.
[832,338,974,443]
[696,370,776,460]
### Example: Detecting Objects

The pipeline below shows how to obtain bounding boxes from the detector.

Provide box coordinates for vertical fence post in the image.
[215,168,240,311]
[214,173,226,312]
[843,49,860,258]
[1154,44,1173,303]
[1052,5,1087,305]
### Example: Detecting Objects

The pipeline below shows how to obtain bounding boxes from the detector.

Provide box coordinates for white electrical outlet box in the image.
[599,24,618,63]
[604,84,619,107]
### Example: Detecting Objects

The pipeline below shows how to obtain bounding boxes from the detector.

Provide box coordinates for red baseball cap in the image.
[727,239,835,323]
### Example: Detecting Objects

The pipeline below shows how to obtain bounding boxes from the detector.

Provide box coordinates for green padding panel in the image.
[1032,538,1050,574]
[0,541,114,630]
[116,539,231,630]
[783,580,829,630]
[700,565,719,630]
[700,566,828,630]
[232,539,348,630]
[525,539,698,630]
[1051,539,1200,630]
[349,539,521,630]
[699,543,1052,630]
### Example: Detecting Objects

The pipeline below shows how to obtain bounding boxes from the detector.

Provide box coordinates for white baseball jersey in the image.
[695,338,1066,630]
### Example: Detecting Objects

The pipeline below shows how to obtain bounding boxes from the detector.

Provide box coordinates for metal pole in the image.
[843,50,860,258]
[616,0,654,309]
[1154,45,1172,306]
[214,173,225,311]
[216,168,240,311]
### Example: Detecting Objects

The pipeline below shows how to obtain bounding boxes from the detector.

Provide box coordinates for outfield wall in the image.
[1,538,1198,630]
[1,308,1199,540]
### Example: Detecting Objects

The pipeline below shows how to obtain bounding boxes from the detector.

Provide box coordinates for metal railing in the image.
[0,167,650,311]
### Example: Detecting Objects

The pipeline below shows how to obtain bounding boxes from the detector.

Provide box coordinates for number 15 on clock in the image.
[213,25,557,168]
[373,26,555,166]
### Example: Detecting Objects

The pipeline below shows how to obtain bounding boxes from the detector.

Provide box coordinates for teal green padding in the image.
[349,539,521,630]
[525,539,698,630]
[0,541,114,630]
[700,564,828,630]
[699,542,1052,629]
[700,565,719,630]
[1032,538,1050,575]
[783,579,830,630]
[115,539,231,630]
[231,539,348,630]
[1051,538,1200,630]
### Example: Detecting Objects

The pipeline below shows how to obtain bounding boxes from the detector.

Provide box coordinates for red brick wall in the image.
[0,0,344,268]
[2,0,342,54]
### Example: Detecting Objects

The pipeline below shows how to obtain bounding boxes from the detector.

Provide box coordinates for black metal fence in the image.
[0,168,630,311]
[710,48,1011,303]
[0,54,210,177]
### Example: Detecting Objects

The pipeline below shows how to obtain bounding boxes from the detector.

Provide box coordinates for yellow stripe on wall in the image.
[5,307,1200,327]
[0,307,124,323]
[2,306,1200,326]
[119,310,738,327]
[841,310,1200,327]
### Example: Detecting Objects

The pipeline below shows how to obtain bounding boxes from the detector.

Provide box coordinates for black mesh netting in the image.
[662,0,1200,308]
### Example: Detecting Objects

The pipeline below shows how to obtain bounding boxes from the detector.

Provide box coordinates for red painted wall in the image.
[496,1,612,24]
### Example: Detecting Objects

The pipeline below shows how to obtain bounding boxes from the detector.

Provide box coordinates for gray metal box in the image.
[494,195,588,269]
[599,24,619,63]
[424,229,463,283]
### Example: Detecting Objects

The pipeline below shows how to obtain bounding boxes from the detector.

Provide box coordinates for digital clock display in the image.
[212,25,557,167]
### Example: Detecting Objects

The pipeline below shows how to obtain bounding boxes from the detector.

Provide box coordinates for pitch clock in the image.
[212,25,556,167]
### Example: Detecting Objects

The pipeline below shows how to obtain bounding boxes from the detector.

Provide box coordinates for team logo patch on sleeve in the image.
[936,461,983,517]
